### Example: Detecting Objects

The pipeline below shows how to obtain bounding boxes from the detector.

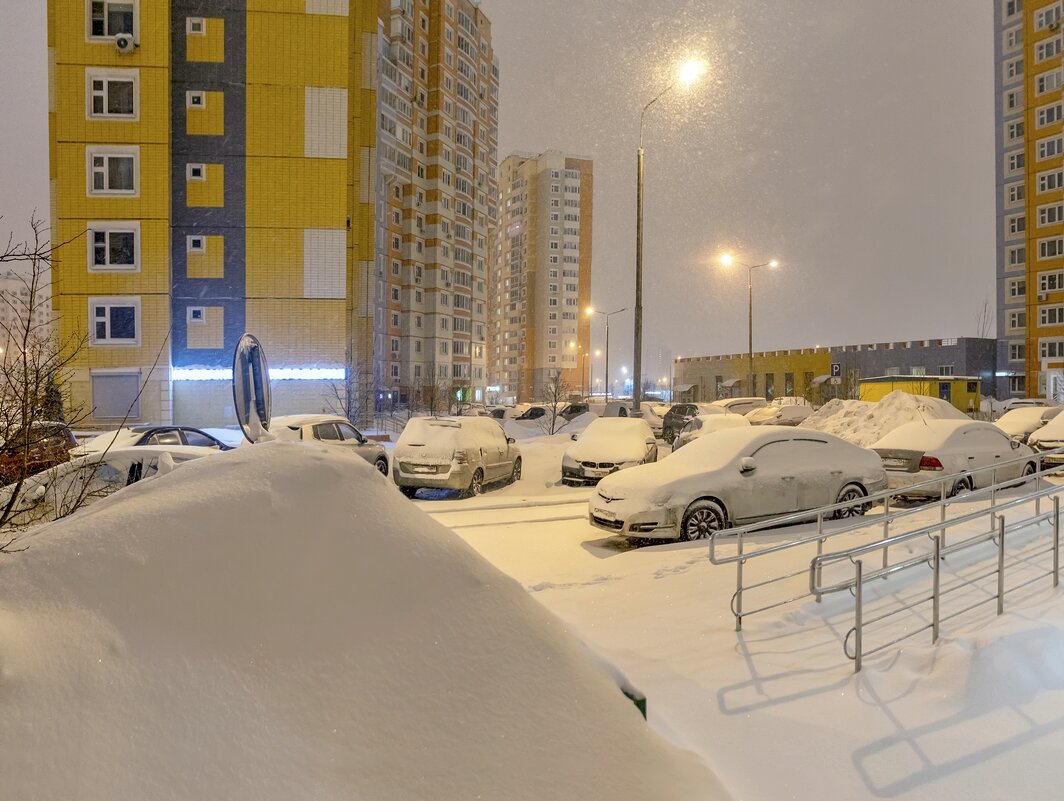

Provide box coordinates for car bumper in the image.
[885,470,952,497]
[588,500,678,539]
[394,462,472,491]
[563,464,618,484]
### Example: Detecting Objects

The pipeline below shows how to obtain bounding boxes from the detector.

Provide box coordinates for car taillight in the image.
[919,455,943,471]
[453,449,468,464]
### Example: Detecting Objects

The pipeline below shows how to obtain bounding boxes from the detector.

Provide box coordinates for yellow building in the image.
[858,376,982,414]
[47,0,377,426]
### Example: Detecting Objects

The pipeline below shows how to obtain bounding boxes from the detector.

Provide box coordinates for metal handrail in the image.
[707,444,1064,631]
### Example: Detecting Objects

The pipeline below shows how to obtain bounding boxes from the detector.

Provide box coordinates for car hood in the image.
[595,458,729,503]
[566,436,646,464]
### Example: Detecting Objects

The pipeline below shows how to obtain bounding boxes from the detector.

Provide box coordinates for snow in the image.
[870,418,977,451]
[1029,409,1064,446]
[993,406,1052,438]
[566,417,654,463]
[0,443,723,800]
[800,390,968,447]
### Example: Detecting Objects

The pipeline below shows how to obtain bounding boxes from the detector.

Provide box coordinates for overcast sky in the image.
[0,0,995,384]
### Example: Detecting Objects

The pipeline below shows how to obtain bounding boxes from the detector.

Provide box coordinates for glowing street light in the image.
[718,253,781,398]
[587,305,626,401]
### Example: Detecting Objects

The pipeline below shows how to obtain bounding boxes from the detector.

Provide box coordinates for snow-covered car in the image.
[0,421,78,483]
[746,403,813,427]
[1026,412,1064,466]
[872,419,1037,498]
[73,425,232,456]
[589,426,887,541]
[661,403,723,443]
[270,414,390,475]
[1000,398,1061,414]
[636,404,667,437]
[515,405,548,420]
[995,406,1064,443]
[561,417,657,486]
[710,396,769,416]
[393,416,521,498]
[0,445,209,529]
[671,412,751,452]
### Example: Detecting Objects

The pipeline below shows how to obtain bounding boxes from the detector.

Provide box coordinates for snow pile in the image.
[0,443,723,800]
[799,391,967,447]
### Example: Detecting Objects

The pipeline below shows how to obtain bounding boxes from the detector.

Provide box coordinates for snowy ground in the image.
[423,435,1064,801]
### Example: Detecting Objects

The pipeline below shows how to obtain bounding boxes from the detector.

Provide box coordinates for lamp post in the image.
[568,342,590,397]
[719,253,779,398]
[587,306,626,402]
[591,349,601,399]
[634,57,707,415]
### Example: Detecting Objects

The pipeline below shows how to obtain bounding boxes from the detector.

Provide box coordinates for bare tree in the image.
[975,297,994,339]
[324,356,373,424]
[538,369,572,435]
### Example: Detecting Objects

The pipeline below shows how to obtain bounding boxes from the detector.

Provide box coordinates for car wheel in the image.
[510,458,522,484]
[680,499,726,541]
[462,469,484,498]
[663,429,676,444]
[1022,461,1038,479]
[950,477,973,497]
[833,483,867,519]
[400,486,418,499]
[375,457,389,476]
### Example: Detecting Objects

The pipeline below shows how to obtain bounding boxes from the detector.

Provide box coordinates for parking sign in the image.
[830,362,841,377]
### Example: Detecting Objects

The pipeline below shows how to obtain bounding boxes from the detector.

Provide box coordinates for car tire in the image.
[950,477,973,497]
[509,458,522,484]
[680,499,726,541]
[833,483,867,519]
[400,486,418,499]
[462,469,484,499]
[663,429,676,445]
[375,457,389,476]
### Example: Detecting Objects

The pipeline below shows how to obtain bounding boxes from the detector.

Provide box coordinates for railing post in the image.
[940,480,948,551]
[1054,496,1060,589]
[854,559,864,674]
[932,534,941,643]
[997,515,1006,616]
[881,494,890,569]
[816,512,824,603]
[735,531,744,632]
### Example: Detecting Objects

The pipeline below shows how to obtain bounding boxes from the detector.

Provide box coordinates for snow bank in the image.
[799,391,967,447]
[0,443,723,800]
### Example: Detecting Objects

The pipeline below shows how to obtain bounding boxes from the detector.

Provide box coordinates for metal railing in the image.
[707,445,1064,632]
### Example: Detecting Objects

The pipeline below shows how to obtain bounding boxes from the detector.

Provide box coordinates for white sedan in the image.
[562,418,657,486]
[589,426,887,541]
[872,419,1037,498]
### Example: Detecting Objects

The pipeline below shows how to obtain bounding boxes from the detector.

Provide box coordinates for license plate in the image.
[595,508,616,520]
[413,466,434,473]
[884,459,908,468]
[586,468,610,477]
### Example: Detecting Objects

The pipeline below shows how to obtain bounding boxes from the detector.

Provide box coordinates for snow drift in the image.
[0,443,724,800]
[799,391,967,447]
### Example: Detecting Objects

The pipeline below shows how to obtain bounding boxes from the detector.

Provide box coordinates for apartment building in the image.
[376,0,498,409]
[47,1,377,427]
[489,151,593,403]
[995,0,1064,399]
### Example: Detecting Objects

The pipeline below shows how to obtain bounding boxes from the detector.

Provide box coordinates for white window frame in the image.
[1039,270,1064,292]
[86,0,138,42]
[1038,203,1064,228]
[89,296,141,346]
[1008,277,1026,298]
[87,221,140,272]
[1010,342,1026,361]
[186,306,206,325]
[1036,69,1062,96]
[186,16,206,35]
[1039,237,1064,260]
[1008,310,1027,331]
[186,234,206,253]
[1007,183,1025,206]
[1040,305,1064,327]
[86,145,139,196]
[1037,102,1063,128]
[1037,134,1063,161]
[186,90,206,109]
[1007,213,1026,235]
[186,162,206,182]
[86,68,138,120]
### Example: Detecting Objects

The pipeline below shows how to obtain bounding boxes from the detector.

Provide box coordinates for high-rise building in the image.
[47,1,377,427]
[994,0,1063,400]
[490,151,593,403]
[375,0,498,410]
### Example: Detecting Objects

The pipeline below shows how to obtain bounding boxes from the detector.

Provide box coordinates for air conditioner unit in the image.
[1039,292,1049,301]
[114,33,136,53]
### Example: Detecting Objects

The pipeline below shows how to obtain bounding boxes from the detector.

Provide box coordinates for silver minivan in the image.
[393,417,522,498]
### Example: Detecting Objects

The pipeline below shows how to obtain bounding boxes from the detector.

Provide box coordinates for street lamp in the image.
[634,56,708,414]
[587,306,626,401]
[568,342,590,397]
[591,349,601,399]
[719,253,779,398]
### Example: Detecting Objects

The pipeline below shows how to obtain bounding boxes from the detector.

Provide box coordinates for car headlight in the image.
[562,454,579,469]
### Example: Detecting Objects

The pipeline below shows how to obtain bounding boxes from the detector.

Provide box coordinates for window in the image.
[1038,169,1064,193]
[1009,278,1026,298]
[1035,36,1062,64]
[1039,203,1064,227]
[88,223,138,271]
[87,70,136,119]
[1010,375,1026,394]
[1040,270,1064,292]
[1006,120,1024,143]
[1036,3,1062,29]
[91,371,140,419]
[1005,57,1024,79]
[911,366,927,376]
[1008,245,1026,268]
[1041,305,1064,326]
[1010,343,1026,361]
[1007,183,1025,204]
[1005,0,1022,19]
[186,90,205,109]
[1040,238,1064,260]
[1037,70,1062,96]
[1007,151,1025,172]
[89,297,140,345]
[187,306,205,325]
[1007,214,1026,235]
[1009,310,1027,330]
[186,235,205,253]
[1037,102,1063,128]
[88,1,134,38]
[87,147,137,195]
[186,16,205,35]
[1038,135,1063,161]
[186,163,206,182]
[1005,89,1023,110]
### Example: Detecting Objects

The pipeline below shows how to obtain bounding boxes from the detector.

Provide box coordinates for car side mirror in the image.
[507,436,516,444]
[30,484,46,500]
[1011,439,1021,449]
[570,433,578,441]
[739,457,757,474]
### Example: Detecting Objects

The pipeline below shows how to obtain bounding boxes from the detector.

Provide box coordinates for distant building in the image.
[994,0,1064,400]
[674,337,997,407]
[489,151,593,402]
[0,269,52,356]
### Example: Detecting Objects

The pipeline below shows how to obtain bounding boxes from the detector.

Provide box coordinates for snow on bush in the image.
[0,443,723,800]
[799,391,967,447]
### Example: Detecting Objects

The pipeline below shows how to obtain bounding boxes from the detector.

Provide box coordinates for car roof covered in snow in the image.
[871,419,985,451]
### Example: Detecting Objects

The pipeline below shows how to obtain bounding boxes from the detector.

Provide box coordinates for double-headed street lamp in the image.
[634,57,708,414]
[719,253,780,398]
[587,306,626,401]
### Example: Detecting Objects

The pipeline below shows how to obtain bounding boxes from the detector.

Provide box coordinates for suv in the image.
[393,416,522,498]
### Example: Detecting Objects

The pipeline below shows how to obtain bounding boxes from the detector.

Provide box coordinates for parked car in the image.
[458,403,491,417]
[661,403,723,443]
[393,416,521,498]
[515,405,548,421]
[270,414,389,475]
[745,403,814,427]
[561,418,657,486]
[1026,412,1064,465]
[0,445,209,528]
[589,426,886,541]
[710,397,769,416]
[603,401,631,418]
[872,419,1037,498]
[74,425,232,456]
[994,406,1064,443]
[671,412,751,452]
[1000,398,1061,414]
[559,402,591,421]
[0,421,78,484]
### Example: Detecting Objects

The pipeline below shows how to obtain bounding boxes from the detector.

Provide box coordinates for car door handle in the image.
[830,470,843,476]
[968,456,976,460]
[782,475,795,481]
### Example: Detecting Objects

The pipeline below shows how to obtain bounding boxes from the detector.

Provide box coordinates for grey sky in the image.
[0,1,994,385]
